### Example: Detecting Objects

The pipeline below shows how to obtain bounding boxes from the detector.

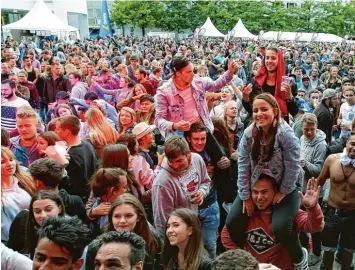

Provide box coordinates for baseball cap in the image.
[322,89,337,101]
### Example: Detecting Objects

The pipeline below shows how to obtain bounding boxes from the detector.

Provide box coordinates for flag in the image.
[99,0,113,37]
[1,106,17,130]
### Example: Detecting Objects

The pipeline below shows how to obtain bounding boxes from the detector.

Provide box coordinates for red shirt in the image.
[142,80,155,96]
[221,205,324,269]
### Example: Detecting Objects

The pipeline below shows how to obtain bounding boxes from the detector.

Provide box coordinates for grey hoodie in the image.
[71,81,88,100]
[152,153,211,238]
[300,129,327,194]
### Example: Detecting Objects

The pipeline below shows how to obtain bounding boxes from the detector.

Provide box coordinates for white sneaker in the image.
[294,247,309,270]
[308,252,322,266]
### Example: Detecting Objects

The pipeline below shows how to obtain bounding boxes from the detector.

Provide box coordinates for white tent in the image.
[261,31,344,43]
[3,0,79,39]
[199,17,225,37]
[231,19,256,39]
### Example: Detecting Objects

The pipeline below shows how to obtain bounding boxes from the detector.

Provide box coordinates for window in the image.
[88,9,95,17]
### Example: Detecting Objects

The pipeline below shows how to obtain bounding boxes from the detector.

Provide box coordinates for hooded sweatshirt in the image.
[71,81,88,100]
[300,129,327,195]
[152,153,211,238]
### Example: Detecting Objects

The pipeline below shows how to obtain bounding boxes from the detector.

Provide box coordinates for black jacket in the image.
[59,189,88,223]
[314,102,334,145]
[43,74,71,105]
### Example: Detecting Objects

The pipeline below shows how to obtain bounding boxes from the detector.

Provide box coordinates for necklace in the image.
[341,164,355,182]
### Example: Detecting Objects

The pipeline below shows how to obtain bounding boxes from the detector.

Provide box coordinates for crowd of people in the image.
[1,34,355,270]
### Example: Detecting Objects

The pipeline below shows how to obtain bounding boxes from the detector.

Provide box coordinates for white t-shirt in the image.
[340,102,355,136]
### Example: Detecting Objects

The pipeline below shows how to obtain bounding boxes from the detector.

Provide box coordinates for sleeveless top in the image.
[26,67,36,82]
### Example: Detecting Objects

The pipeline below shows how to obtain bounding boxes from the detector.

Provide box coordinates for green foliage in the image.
[111,0,355,36]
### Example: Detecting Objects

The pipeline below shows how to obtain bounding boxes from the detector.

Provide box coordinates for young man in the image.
[315,134,355,270]
[308,89,321,111]
[135,68,155,96]
[152,135,211,238]
[92,231,145,270]
[1,79,30,130]
[313,89,338,144]
[297,89,306,100]
[23,56,39,83]
[68,71,88,99]
[299,113,328,266]
[29,158,86,222]
[33,216,91,270]
[222,175,324,270]
[8,73,30,101]
[18,70,40,110]
[10,106,41,167]
[132,122,156,169]
[301,76,312,96]
[43,63,71,108]
[185,122,233,259]
[150,66,163,94]
[155,56,237,138]
[127,55,140,83]
[55,115,97,202]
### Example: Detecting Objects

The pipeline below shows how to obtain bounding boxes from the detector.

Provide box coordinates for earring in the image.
[273,119,277,128]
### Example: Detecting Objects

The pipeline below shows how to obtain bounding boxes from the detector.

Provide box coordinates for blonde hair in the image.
[64,63,77,74]
[85,108,119,156]
[301,113,318,126]
[118,107,136,134]
[16,106,38,121]
[224,100,238,115]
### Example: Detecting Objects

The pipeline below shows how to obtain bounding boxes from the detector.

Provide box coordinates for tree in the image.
[111,0,164,36]
[158,1,197,33]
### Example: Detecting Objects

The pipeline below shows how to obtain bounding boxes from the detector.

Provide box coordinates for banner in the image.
[99,0,113,37]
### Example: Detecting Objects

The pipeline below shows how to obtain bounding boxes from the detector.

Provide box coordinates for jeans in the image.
[198,201,220,259]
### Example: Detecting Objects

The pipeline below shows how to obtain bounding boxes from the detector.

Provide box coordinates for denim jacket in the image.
[154,71,233,137]
[238,120,302,200]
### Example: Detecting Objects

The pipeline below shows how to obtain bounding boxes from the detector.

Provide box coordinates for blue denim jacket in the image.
[237,120,302,200]
[154,71,233,137]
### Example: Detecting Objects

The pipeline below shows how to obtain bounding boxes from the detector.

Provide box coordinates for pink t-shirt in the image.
[178,87,202,124]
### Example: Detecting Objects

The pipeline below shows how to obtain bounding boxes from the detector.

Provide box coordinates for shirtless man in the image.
[315,134,355,270]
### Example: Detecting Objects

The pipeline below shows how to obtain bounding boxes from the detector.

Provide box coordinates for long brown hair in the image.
[211,117,233,156]
[106,193,160,257]
[162,208,205,270]
[1,147,36,195]
[101,144,141,199]
[251,93,280,162]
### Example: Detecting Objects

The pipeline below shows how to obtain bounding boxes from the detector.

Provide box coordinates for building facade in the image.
[1,0,89,39]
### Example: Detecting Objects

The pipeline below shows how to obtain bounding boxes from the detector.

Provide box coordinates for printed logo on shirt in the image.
[246,227,279,254]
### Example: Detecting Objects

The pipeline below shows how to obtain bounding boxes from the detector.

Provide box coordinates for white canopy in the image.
[261,31,344,43]
[199,17,225,37]
[3,0,79,38]
[231,19,256,39]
